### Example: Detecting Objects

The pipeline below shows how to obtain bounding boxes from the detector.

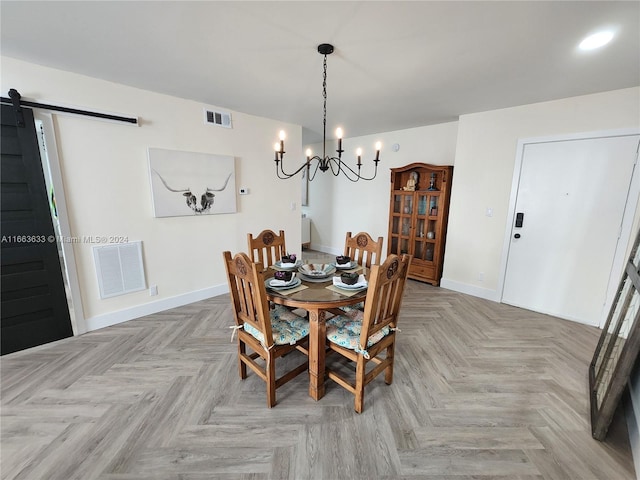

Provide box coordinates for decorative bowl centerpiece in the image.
[335,255,351,265]
[274,271,293,282]
[281,253,297,265]
[340,272,359,285]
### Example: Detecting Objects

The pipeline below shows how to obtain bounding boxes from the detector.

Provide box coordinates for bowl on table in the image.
[274,271,293,282]
[340,272,359,285]
[281,254,297,265]
[335,255,351,266]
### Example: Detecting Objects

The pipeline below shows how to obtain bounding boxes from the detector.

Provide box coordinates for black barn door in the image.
[1,104,73,354]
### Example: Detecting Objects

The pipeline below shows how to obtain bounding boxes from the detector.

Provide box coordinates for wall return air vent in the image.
[93,241,146,299]
[204,108,232,128]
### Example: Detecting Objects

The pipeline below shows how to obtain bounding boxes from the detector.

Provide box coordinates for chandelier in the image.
[274,44,381,182]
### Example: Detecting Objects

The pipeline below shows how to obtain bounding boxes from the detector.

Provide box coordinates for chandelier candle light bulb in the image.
[336,127,343,153]
[272,43,381,182]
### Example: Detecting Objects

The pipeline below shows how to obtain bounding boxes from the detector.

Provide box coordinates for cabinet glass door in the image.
[408,192,439,263]
[390,192,414,256]
[403,195,413,215]
[428,194,440,217]
[417,194,428,216]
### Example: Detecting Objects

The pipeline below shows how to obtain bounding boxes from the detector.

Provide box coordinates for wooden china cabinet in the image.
[388,163,453,285]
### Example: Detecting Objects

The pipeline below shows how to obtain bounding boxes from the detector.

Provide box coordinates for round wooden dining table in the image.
[265,266,368,401]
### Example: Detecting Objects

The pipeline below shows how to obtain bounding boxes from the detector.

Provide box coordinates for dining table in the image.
[265,260,369,401]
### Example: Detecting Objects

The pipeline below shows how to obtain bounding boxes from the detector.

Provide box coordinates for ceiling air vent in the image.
[204,108,232,128]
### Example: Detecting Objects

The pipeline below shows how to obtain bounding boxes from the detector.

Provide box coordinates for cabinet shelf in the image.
[388,163,453,285]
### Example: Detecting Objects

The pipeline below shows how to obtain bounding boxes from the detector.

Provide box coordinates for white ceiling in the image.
[1,1,638,144]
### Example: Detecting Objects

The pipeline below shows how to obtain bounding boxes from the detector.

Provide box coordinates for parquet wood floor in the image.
[2,254,636,479]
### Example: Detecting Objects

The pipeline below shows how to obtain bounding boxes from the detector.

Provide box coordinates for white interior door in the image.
[502,134,639,325]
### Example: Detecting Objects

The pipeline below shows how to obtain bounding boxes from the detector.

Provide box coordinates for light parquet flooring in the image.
[1,259,636,479]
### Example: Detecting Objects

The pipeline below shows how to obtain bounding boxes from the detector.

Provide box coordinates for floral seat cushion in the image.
[326,310,390,351]
[243,305,310,345]
[339,301,365,314]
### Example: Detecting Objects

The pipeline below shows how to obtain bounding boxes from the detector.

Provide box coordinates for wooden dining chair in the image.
[223,251,309,407]
[343,231,383,269]
[247,229,288,269]
[325,253,412,413]
[247,229,304,314]
[341,231,384,314]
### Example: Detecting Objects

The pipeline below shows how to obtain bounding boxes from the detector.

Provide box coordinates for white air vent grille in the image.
[93,241,146,299]
[204,108,232,128]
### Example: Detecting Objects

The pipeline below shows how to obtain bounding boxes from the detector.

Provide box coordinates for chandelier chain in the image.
[322,54,327,156]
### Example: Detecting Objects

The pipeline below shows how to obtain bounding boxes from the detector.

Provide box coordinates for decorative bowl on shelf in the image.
[340,272,359,285]
[335,255,351,265]
[281,254,297,265]
[274,271,293,282]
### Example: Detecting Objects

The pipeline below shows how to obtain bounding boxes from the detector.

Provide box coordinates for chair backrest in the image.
[360,254,412,348]
[247,229,287,269]
[344,231,384,268]
[223,251,274,348]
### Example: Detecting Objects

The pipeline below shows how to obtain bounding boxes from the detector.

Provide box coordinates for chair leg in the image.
[385,342,395,385]
[266,356,277,408]
[238,341,247,379]
[355,357,366,413]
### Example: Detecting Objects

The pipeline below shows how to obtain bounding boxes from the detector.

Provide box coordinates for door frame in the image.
[497,128,640,327]
[34,112,87,335]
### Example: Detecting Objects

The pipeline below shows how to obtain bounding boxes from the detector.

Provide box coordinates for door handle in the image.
[514,233,521,239]
[515,212,524,228]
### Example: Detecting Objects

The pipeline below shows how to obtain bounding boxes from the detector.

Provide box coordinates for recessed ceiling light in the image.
[579,30,615,51]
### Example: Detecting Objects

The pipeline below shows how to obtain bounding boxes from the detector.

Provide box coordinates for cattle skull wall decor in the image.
[148,148,237,217]
[152,169,232,214]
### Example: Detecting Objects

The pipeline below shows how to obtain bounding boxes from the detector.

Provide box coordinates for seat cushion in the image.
[339,301,364,314]
[243,305,310,346]
[326,310,390,351]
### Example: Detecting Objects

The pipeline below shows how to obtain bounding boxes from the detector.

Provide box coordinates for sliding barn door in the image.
[1,103,73,354]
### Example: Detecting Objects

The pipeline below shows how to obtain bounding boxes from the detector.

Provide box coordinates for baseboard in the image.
[85,284,229,332]
[440,278,500,302]
[309,243,342,256]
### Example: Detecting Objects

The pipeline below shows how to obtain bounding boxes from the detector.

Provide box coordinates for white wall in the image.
[302,122,459,254]
[442,87,640,300]
[303,89,640,290]
[440,88,639,470]
[1,56,303,333]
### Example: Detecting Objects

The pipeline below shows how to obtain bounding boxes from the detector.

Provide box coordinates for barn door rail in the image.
[0,88,138,126]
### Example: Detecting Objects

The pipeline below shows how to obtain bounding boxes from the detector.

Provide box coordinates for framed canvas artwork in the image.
[148,148,236,217]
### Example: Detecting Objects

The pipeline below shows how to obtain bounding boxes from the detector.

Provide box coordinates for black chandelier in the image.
[274,43,381,182]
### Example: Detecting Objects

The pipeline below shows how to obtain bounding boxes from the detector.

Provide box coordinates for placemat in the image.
[336,266,363,274]
[273,284,309,296]
[325,284,366,297]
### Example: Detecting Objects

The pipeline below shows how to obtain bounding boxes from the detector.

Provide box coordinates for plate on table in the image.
[273,260,302,271]
[331,261,359,270]
[334,283,367,292]
[298,263,336,279]
[265,277,302,290]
